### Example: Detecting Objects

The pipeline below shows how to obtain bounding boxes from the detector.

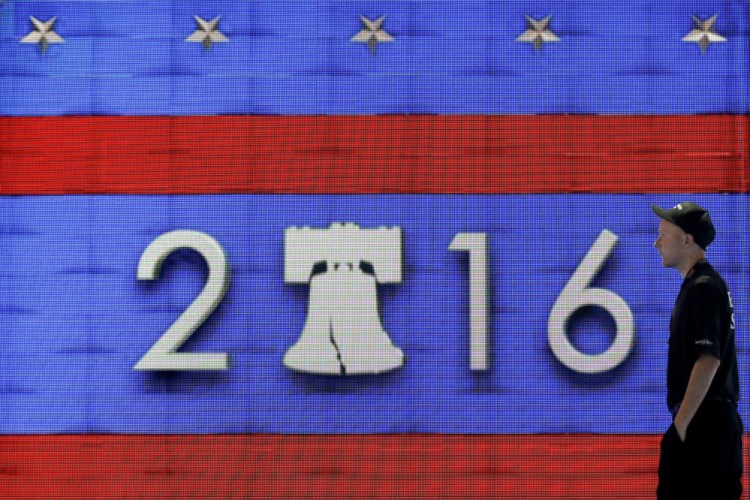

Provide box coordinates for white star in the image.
[20,16,64,54]
[516,15,559,51]
[351,15,394,54]
[186,16,228,49]
[682,15,726,53]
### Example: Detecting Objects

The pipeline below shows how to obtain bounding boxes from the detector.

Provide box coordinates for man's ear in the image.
[684,233,694,247]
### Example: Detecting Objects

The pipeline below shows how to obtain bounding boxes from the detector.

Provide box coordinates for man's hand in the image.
[674,420,687,442]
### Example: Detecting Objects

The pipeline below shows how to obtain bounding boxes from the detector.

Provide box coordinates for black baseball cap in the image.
[652,202,716,249]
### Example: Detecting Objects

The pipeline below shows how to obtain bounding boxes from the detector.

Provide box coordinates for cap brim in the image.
[651,204,676,224]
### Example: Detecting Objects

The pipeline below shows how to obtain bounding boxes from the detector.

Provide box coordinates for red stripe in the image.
[1,115,747,194]
[1,434,748,498]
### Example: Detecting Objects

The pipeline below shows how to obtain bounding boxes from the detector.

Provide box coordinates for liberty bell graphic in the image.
[283,223,404,375]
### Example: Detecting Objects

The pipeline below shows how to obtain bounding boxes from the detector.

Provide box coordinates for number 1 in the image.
[449,233,489,371]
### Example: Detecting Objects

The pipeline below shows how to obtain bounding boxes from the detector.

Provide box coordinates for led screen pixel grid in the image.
[1,194,748,435]
[1,0,749,498]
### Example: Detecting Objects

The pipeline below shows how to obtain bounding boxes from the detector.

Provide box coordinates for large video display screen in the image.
[1,0,747,498]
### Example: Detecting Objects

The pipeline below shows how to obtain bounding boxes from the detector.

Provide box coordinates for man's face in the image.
[653,219,687,268]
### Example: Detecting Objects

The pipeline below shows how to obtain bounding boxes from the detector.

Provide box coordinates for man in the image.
[652,202,743,499]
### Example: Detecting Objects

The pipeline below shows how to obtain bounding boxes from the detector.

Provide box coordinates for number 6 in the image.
[548,230,634,374]
[134,230,230,371]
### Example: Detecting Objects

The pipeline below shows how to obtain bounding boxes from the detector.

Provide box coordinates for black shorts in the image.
[657,400,744,500]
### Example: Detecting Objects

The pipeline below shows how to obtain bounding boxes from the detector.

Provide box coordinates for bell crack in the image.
[328,320,346,375]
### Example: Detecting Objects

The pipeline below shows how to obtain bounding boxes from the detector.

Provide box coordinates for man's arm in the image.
[673,354,721,441]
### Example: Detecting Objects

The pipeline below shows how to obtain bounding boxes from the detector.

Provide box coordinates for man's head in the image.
[652,202,715,269]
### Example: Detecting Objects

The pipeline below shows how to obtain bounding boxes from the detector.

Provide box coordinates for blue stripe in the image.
[1,194,748,433]
[0,0,748,115]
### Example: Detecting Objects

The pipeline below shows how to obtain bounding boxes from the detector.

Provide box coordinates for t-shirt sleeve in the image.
[685,281,723,359]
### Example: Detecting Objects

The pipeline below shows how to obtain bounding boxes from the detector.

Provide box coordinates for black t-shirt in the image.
[667,261,740,409]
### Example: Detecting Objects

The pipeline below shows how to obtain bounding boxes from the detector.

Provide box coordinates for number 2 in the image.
[134,230,230,371]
